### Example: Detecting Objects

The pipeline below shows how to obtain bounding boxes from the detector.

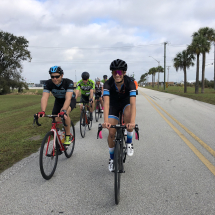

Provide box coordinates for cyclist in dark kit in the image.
[37,66,76,145]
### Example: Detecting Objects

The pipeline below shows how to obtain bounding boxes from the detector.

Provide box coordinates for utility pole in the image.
[164,42,167,90]
[167,66,171,83]
[214,43,215,90]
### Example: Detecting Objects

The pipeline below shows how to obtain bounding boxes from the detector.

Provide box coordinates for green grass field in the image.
[0,90,81,174]
[143,86,215,105]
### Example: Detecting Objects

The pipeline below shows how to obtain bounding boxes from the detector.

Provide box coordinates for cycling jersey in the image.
[101,79,108,84]
[43,78,76,103]
[103,75,136,106]
[134,80,138,89]
[95,82,103,93]
[76,79,95,96]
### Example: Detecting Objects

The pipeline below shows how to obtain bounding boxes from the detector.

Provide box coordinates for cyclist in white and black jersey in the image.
[95,77,104,112]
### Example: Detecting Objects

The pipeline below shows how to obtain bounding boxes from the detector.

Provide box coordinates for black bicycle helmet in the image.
[103,75,108,79]
[82,71,90,80]
[49,66,64,74]
[110,59,127,71]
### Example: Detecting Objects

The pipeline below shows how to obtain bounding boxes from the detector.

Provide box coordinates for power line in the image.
[29,43,163,49]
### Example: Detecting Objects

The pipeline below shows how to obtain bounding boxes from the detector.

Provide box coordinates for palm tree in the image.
[149,67,157,88]
[192,27,215,93]
[156,66,164,89]
[188,35,210,94]
[148,68,154,87]
[173,50,195,93]
[138,73,148,84]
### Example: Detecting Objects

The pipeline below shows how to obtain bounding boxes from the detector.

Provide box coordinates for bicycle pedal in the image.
[119,170,125,173]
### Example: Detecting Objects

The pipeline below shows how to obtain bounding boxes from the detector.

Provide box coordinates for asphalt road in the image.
[1,87,215,215]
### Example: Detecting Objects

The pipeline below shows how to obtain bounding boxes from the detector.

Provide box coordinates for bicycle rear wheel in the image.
[114,140,121,204]
[39,131,58,180]
[64,121,75,158]
[80,111,86,138]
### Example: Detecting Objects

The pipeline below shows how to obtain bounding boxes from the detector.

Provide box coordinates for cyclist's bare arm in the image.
[103,96,111,129]
[75,89,79,99]
[127,97,136,129]
[61,92,73,112]
[41,92,50,114]
[90,89,94,100]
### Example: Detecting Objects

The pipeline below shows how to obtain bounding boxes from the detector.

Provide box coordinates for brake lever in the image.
[33,114,41,126]
[135,124,139,140]
[97,124,103,139]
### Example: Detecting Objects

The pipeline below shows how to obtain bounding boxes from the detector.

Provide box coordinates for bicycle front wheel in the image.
[88,117,92,130]
[64,121,75,158]
[80,111,86,138]
[39,131,58,180]
[114,140,121,204]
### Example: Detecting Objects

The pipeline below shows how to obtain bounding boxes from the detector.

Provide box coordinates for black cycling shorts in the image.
[52,97,76,115]
[80,94,90,103]
[95,92,102,100]
[108,101,130,121]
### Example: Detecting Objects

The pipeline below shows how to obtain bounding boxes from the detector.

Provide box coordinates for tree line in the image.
[0,31,31,94]
[139,27,215,93]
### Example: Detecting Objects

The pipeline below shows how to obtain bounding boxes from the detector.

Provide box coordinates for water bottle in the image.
[86,110,90,118]
[58,128,65,143]
[61,128,65,143]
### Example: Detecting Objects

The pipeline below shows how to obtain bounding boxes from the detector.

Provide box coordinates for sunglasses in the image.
[112,70,124,76]
[51,75,61,79]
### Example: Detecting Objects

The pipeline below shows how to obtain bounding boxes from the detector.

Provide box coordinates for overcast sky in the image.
[1,0,215,83]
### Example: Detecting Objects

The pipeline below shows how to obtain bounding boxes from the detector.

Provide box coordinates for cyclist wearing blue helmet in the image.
[36,66,76,145]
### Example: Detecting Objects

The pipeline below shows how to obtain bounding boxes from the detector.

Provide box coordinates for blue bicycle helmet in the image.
[49,66,64,74]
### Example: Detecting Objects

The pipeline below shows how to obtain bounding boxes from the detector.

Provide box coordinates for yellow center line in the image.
[142,91,215,158]
[140,91,215,176]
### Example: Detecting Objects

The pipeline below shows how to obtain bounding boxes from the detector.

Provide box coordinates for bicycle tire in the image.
[114,140,121,204]
[95,101,100,122]
[39,131,58,180]
[87,114,92,130]
[64,121,75,158]
[80,111,86,138]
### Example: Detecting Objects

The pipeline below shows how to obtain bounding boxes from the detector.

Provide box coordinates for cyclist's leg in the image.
[52,99,63,124]
[108,106,120,171]
[90,96,95,113]
[65,97,76,135]
[99,96,104,109]
[64,97,76,144]
[80,95,84,112]
[108,117,118,172]
[123,104,134,156]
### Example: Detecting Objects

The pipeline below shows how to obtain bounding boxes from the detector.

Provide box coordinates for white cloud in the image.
[0,0,214,83]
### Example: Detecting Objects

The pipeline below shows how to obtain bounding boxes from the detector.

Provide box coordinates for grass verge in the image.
[143,86,215,105]
[0,93,81,174]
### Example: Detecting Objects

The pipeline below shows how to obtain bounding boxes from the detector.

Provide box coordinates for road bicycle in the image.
[79,102,92,138]
[33,114,75,180]
[95,95,103,122]
[97,112,139,204]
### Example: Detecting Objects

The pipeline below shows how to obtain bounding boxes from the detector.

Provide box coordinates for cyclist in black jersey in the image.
[102,59,136,172]
[36,66,76,145]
